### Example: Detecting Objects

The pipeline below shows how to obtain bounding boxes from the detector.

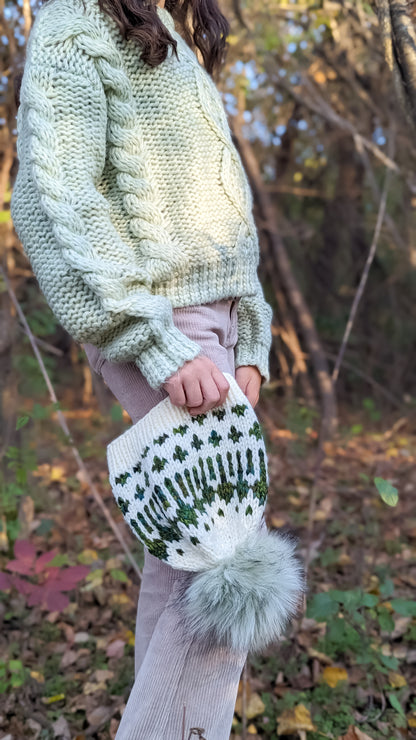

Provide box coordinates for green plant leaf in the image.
[374,477,399,506]
[390,599,416,617]
[9,660,23,672]
[379,653,399,670]
[330,589,362,611]
[377,607,395,632]
[379,577,395,597]
[110,404,124,422]
[48,553,70,568]
[32,403,47,420]
[388,692,405,717]
[306,592,339,621]
[362,593,379,608]
[110,568,128,583]
[16,415,30,430]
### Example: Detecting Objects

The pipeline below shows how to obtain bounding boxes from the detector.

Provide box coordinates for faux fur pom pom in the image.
[173,528,306,654]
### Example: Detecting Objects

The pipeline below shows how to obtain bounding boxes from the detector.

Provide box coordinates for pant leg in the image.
[84,299,246,739]
[118,576,247,740]
[114,299,246,740]
[84,299,241,675]
[128,299,240,674]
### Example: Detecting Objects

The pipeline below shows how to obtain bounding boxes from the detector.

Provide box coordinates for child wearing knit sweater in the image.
[11,0,277,736]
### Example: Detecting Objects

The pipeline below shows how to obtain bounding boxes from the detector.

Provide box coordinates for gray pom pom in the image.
[173,528,306,654]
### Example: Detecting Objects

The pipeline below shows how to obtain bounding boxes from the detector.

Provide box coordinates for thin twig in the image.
[332,131,395,383]
[0,265,142,581]
[270,66,400,175]
[305,129,395,573]
[17,324,65,356]
[325,353,403,409]
[304,441,326,574]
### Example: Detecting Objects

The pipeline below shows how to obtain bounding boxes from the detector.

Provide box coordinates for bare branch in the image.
[0,265,143,582]
[332,127,396,383]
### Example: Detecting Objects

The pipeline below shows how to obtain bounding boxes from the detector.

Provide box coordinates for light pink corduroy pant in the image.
[83,297,247,740]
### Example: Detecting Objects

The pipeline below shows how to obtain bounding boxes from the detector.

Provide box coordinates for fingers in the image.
[187,361,230,415]
[211,367,230,406]
[248,389,259,408]
[187,375,219,415]
[163,356,232,415]
[183,374,203,409]
[242,377,258,408]
[235,366,261,408]
[162,370,187,407]
[246,378,260,408]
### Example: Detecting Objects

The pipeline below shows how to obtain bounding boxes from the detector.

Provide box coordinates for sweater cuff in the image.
[235,342,271,386]
[134,323,202,390]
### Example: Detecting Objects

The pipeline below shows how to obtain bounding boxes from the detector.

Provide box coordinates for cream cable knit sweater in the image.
[11,0,274,389]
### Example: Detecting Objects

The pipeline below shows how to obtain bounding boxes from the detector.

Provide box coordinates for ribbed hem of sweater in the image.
[130,261,269,389]
[235,341,271,386]
[153,258,259,308]
[134,322,202,390]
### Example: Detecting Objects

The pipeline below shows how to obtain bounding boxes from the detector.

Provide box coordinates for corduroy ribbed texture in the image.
[11,0,274,388]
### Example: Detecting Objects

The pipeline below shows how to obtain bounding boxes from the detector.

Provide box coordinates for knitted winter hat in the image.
[106,372,306,653]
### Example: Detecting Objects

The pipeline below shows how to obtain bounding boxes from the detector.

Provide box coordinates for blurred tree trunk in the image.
[375,0,416,129]
[231,93,338,441]
[319,135,367,315]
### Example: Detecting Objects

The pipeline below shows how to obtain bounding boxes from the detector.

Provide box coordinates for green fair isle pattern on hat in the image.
[107,373,269,571]
[107,372,307,653]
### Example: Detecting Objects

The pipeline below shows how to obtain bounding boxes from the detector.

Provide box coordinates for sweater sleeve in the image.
[234,276,274,385]
[11,58,202,390]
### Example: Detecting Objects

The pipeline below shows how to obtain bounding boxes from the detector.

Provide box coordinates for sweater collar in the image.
[156,5,175,33]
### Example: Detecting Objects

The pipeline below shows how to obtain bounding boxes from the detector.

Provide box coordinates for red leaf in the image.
[40,567,60,586]
[48,565,90,592]
[26,584,44,607]
[14,539,36,563]
[0,572,11,590]
[6,559,33,575]
[45,590,69,613]
[59,565,89,588]
[10,575,33,595]
[34,549,58,574]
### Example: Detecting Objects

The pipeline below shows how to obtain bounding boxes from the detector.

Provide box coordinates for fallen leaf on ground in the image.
[30,670,44,683]
[339,726,374,740]
[388,671,407,688]
[322,666,348,688]
[245,692,265,719]
[306,646,333,664]
[92,669,114,682]
[86,705,113,726]
[52,715,71,739]
[60,649,78,669]
[277,704,316,735]
[106,639,125,658]
[83,681,107,695]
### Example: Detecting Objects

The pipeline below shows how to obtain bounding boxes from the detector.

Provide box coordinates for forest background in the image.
[0,1,416,739]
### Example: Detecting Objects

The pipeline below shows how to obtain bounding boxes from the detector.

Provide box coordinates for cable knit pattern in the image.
[11,0,274,388]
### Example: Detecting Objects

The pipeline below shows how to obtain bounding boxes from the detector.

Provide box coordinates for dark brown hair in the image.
[15,0,229,107]
[98,0,230,79]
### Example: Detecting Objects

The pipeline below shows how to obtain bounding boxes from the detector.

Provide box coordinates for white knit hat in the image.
[106,372,306,653]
